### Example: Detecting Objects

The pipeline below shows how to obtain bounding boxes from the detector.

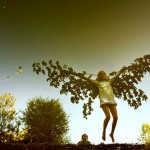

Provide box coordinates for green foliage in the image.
[12,111,28,142]
[138,123,150,144]
[23,97,69,144]
[32,54,150,118]
[0,93,16,142]
[110,54,149,109]
[32,61,98,119]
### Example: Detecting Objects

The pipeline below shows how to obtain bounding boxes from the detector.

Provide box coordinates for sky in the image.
[0,0,150,144]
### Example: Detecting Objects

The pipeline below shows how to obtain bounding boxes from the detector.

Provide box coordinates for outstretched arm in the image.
[109,54,150,109]
[32,60,99,118]
[109,68,125,85]
[83,75,99,86]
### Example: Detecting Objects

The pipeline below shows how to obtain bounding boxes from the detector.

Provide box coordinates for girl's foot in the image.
[102,132,106,141]
[109,133,115,143]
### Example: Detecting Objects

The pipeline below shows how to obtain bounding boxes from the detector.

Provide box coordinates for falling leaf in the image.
[16,66,23,75]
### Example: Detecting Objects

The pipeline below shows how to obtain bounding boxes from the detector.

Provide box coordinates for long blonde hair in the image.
[96,70,109,81]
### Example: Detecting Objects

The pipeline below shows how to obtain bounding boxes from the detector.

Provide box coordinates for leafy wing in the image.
[109,54,150,109]
[32,60,98,118]
[32,54,150,118]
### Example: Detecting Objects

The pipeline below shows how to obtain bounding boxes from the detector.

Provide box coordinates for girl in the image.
[87,70,122,143]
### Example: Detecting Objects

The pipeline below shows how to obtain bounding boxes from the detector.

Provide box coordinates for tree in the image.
[12,110,27,142]
[32,54,150,118]
[23,97,69,144]
[0,92,16,142]
[138,123,150,144]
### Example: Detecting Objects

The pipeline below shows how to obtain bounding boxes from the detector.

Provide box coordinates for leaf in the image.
[88,74,93,79]
[109,71,117,76]
[68,67,73,73]
[42,61,47,66]
[42,69,45,75]
[63,64,67,69]
[32,63,36,68]
[82,71,86,75]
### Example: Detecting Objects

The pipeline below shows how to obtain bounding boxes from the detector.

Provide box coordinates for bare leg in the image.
[108,105,118,142]
[101,105,110,141]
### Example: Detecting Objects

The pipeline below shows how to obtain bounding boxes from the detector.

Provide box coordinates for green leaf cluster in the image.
[0,93,16,142]
[110,54,150,109]
[32,61,98,119]
[138,123,150,144]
